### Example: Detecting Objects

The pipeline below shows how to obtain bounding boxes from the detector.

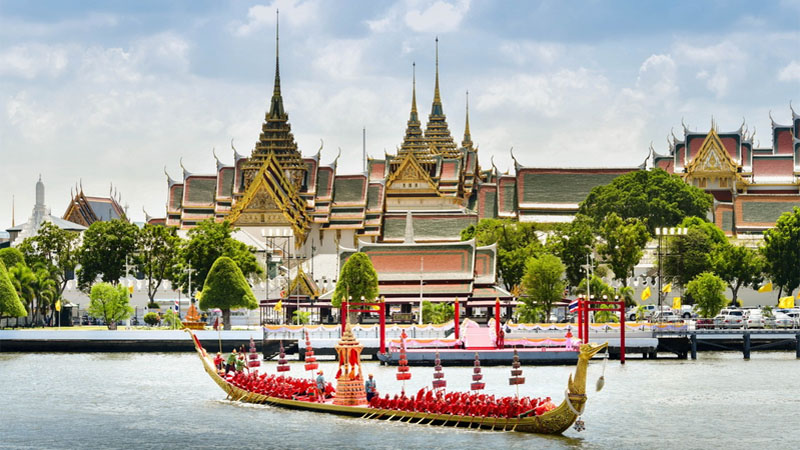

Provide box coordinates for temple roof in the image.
[244,11,305,180]
[423,38,459,159]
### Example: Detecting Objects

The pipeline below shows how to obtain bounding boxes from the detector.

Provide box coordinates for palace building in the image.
[155,21,798,319]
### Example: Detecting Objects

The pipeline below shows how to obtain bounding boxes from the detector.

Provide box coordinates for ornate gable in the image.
[385,152,439,193]
[227,151,311,244]
[685,127,745,189]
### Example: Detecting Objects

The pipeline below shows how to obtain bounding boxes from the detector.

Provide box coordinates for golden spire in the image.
[431,36,442,115]
[268,9,284,119]
[411,62,418,119]
[462,90,473,149]
[424,37,459,158]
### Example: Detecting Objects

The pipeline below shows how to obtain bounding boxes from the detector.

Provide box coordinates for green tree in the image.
[17,221,80,298]
[177,219,262,296]
[597,213,650,287]
[161,309,181,329]
[686,272,727,318]
[0,261,27,322]
[761,207,800,299]
[0,248,26,270]
[332,252,379,311]
[143,311,160,327]
[547,215,596,289]
[29,263,57,325]
[579,169,713,233]
[135,224,182,304]
[711,243,764,304]
[198,256,258,330]
[521,254,566,323]
[292,310,311,324]
[88,282,133,330]
[421,301,454,324]
[7,263,35,326]
[77,220,138,291]
[461,218,544,290]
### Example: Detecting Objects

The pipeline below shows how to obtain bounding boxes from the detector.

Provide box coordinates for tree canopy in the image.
[422,300,454,324]
[547,216,596,288]
[0,248,26,270]
[135,224,182,303]
[597,213,650,287]
[199,256,258,330]
[0,261,27,320]
[521,254,566,323]
[177,219,262,296]
[77,219,138,291]
[686,272,727,318]
[761,207,800,299]
[711,243,764,304]
[461,218,544,290]
[578,169,713,233]
[332,252,379,309]
[88,282,133,330]
[17,221,80,297]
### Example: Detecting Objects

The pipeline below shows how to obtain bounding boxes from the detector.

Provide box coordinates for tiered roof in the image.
[63,186,126,227]
[424,38,459,159]
[241,12,305,190]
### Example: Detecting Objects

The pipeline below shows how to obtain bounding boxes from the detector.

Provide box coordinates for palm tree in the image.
[8,263,34,327]
[29,264,57,326]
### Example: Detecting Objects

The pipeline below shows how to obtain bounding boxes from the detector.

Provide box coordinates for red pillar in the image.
[379,298,386,354]
[494,299,501,348]
[583,302,590,345]
[577,298,583,343]
[341,299,348,335]
[619,301,626,364]
[454,298,460,340]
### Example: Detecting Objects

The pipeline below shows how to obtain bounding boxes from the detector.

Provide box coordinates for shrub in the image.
[143,312,160,326]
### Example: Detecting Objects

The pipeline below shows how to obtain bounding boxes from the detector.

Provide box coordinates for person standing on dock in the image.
[365,374,377,402]
[316,370,326,402]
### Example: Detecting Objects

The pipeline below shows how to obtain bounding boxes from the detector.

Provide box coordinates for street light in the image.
[655,227,688,318]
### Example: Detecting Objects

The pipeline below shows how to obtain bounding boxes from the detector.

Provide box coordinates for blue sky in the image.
[1,0,799,226]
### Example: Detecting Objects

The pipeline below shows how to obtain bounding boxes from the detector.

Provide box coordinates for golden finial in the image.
[412,62,417,114]
[433,36,441,107]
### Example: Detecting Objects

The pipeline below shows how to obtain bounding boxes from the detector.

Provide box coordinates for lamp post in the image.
[655,227,688,318]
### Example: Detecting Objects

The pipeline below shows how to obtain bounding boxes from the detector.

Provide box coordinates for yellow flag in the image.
[641,286,651,300]
[55,300,62,312]
[274,299,283,311]
[758,282,773,293]
[662,283,672,293]
[672,297,681,310]
[128,285,134,295]
[778,296,794,308]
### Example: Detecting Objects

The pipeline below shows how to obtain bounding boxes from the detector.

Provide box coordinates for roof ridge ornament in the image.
[681,117,689,135]
[509,147,520,171]
[791,100,798,119]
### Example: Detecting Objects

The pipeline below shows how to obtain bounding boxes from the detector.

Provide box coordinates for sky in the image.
[1,0,799,227]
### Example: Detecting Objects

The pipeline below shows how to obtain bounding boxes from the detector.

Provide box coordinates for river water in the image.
[1,351,798,449]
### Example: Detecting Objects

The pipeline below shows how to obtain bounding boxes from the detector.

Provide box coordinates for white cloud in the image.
[634,54,678,101]
[0,44,69,79]
[404,0,470,33]
[476,68,608,117]
[778,61,800,82]
[312,39,366,80]
[234,1,318,36]
[499,41,562,66]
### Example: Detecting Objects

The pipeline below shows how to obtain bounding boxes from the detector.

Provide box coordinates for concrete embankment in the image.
[0,329,261,352]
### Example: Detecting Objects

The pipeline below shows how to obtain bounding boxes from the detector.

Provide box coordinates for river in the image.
[1,351,798,449]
